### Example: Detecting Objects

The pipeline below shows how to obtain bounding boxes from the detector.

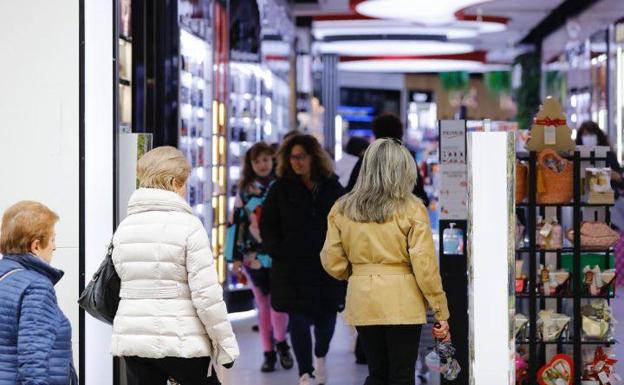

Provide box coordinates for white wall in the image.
[0,0,80,364]
[85,0,114,384]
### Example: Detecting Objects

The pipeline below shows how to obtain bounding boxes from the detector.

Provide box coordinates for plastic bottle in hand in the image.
[425,323,461,381]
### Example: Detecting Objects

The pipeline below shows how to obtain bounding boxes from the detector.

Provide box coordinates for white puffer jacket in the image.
[111,188,239,365]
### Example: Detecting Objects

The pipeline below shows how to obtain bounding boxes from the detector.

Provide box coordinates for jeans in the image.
[289,312,337,376]
[356,325,422,385]
[124,356,220,385]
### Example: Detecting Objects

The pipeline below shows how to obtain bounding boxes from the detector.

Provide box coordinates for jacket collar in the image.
[127,188,193,215]
[2,254,65,285]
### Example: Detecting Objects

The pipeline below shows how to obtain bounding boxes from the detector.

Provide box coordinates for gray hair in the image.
[338,138,418,223]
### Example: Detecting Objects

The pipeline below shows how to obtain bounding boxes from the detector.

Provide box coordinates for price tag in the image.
[544,125,557,145]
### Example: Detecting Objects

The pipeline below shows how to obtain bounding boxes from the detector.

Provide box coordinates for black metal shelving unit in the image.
[516,151,617,385]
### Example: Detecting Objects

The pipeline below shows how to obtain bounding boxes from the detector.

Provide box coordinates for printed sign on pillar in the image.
[439,120,468,220]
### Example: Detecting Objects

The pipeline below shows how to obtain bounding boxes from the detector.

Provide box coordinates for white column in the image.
[0,0,80,366]
[467,131,515,385]
[85,0,114,384]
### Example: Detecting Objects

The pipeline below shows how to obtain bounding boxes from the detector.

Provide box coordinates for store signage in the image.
[439,120,468,220]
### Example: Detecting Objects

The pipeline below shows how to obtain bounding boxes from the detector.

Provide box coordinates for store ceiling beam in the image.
[520,0,602,45]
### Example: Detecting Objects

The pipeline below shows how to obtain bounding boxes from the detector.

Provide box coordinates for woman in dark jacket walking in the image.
[0,201,77,385]
[260,134,346,385]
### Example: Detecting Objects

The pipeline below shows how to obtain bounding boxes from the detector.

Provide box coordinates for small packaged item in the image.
[516,260,528,294]
[567,222,619,249]
[515,314,529,340]
[581,347,620,385]
[583,266,617,296]
[581,300,612,341]
[425,338,461,380]
[537,354,574,385]
[539,265,571,296]
[537,217,563,250]
[586,168,615,204]
[538,310,571,342]
[443,223,464,255]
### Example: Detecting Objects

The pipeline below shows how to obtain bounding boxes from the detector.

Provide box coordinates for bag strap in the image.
[0,268,24,283]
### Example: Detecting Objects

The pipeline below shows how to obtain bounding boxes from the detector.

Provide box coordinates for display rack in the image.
[118,0,132,133]
[516,151,618,385]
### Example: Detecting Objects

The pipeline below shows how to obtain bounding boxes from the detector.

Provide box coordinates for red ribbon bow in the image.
[534,117,567,126]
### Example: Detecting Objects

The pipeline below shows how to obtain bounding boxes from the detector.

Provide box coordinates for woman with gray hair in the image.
[111,146,239,384]
[321,138,450,385]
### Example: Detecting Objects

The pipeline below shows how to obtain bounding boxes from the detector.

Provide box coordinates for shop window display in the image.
[515,97,619,385]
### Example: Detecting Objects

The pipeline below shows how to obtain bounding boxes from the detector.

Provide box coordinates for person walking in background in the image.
[321,139,451,385]
[335,136,370,188]
[260,134,346,385]
[228,142,294,373]
[111,146,238,385]
[0,201,78,385]
[345,114,430,207]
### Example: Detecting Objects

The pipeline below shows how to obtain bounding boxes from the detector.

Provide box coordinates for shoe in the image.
[276,340,294,370]
[299,373,315,385]
[418,373,429,384]
[314,357,326,385]
[261,351,277,373]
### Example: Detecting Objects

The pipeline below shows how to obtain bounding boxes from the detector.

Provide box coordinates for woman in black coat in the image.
[260,134,346,385]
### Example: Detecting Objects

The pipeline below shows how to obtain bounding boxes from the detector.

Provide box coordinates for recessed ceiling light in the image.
[338,58,510,73]
[317,40,474,56]
[356,0,487,25]
[313,20,480,40]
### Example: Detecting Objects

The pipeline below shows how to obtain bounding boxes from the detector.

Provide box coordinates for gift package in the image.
[566,222,619,250]
[581,347,620,384]
[583,266,617,296]
[586,168,615,204]
[537,217,564,250]
[539,264,570,296]
[538,310,571,342]
[581,300,613,341]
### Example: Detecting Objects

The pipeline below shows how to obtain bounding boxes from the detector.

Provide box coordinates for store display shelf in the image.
[119,34,132,43]
[517,153,608,162]
[517,339,617,346]
[120,78,131,86]
[516,202,614,208]
[516,247,613,253]
[516,293,615,299]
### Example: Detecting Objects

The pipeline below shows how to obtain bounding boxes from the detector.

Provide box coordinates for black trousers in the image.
[124,356,220,385]
[356,325,422,385]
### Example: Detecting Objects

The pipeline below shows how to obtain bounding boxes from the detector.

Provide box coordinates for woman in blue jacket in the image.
[0,201,77,385]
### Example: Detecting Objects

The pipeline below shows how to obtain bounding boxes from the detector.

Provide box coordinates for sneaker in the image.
[314,357,327,385]
[276,340,294,370]
[299,373,315,385]
[261,351,277,373]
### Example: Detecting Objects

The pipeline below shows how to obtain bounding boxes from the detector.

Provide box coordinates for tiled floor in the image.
[220,313,439,385]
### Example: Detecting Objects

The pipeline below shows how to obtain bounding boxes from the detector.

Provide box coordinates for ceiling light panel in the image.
[338,59,510,73]
[356,0,488,25]
[317,40,474,56]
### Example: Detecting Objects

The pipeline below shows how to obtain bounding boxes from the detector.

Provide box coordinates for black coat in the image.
[260,174,347,317]
[346,157,430,207]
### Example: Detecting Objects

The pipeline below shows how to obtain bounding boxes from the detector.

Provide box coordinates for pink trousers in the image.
[251,284,289,352]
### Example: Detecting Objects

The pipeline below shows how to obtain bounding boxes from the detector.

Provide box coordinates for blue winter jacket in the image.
[0,254,77,385]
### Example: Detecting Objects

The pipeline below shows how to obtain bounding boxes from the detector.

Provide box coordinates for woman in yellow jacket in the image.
[321,138,451,385]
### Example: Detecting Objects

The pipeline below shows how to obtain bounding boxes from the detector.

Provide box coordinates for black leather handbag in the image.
[78,243,120,324]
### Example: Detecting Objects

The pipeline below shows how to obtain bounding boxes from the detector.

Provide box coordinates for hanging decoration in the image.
[440,71,469,92]
[484,71,511,97]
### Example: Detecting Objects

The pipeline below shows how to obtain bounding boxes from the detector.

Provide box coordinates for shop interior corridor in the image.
[221,314,439,385]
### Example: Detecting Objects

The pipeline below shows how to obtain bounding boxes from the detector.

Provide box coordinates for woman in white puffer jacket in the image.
[111,146,239,385]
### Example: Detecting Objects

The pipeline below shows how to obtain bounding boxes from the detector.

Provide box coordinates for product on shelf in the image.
[537,354,574,385]
[538,310,571,342]
[566,222,619,249]
[581,347,619,384]
[537,217,564,249]
[581,299,613,341]
[537,149,574,204]
[442,223,464,255]
[527,96,575,153]
[515,313,529,340]
[516,260,528,294]
[516,160,528,203]
[586,168,615,204]
[583,266,617,296]
[539,265,570,296]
